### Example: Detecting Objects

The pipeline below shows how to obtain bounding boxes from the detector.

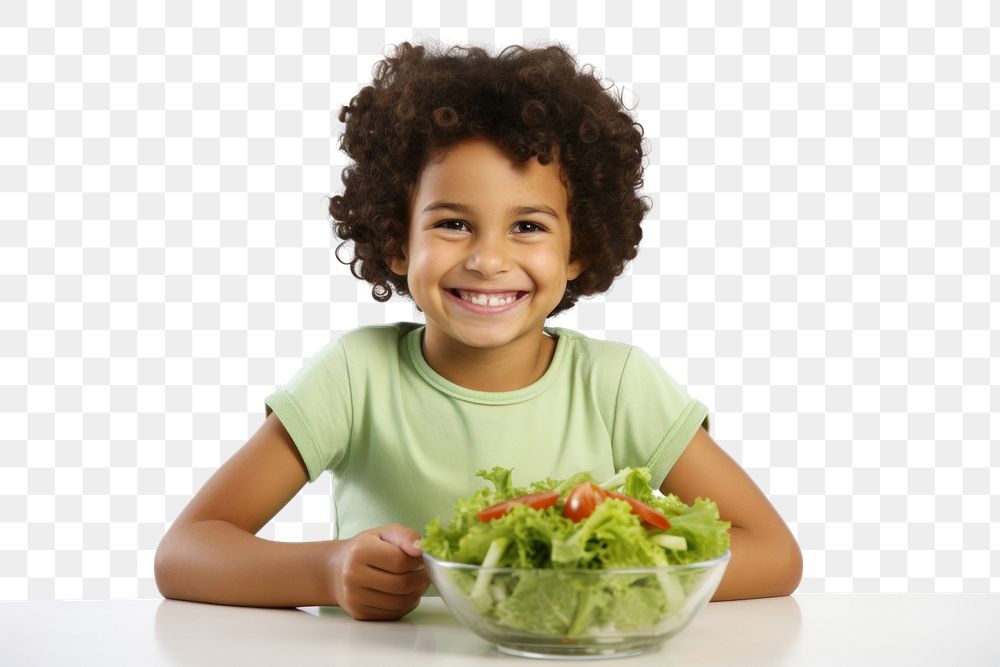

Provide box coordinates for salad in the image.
[421,467,731,637]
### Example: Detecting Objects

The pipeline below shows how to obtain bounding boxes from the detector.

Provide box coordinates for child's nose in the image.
[464,234,509,277]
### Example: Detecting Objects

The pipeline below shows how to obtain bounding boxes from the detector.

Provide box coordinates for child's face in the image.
[392,137,583,352]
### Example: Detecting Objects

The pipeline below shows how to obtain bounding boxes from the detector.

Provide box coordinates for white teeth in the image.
[457,290,519,307]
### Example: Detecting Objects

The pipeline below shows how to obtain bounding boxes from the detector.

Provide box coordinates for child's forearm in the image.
[710,525,803,601]
[155,519,337,608]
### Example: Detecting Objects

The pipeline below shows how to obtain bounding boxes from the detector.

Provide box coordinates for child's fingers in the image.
[375,523,424,558]
[358,566,429,597]
[364,540,431,577]
[350,590,424,621]
[335,563,428,619]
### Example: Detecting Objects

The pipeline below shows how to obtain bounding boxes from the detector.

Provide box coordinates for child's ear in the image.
[567,258,585,281]
[389,252,408,276]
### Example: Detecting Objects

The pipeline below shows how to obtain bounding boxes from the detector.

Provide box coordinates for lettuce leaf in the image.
[653,497,732,565]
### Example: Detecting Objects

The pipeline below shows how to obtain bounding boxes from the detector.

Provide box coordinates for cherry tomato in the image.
[561,483,672,529]
[607,491,671,529]
[562,483,610,522]
[476,491,560,522]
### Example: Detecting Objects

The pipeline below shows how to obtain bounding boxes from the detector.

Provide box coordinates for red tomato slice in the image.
[476,491,560,522]
[607,491,671,529]
[562,483,609,522]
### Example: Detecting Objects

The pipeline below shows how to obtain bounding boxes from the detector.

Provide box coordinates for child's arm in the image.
[154,413,429,619]
[661,427,803,600]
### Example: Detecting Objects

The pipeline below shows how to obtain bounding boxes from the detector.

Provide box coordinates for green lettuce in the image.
[422,467,731,637]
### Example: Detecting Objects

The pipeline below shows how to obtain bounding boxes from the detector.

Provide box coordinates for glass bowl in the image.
[423,551,730,659]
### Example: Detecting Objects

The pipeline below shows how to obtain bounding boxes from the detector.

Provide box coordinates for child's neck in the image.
[421,327,557,392]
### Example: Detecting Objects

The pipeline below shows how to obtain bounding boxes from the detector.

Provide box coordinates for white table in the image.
[1,595,996,666]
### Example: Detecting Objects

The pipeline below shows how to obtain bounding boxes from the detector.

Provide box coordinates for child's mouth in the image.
[447,289,529,312]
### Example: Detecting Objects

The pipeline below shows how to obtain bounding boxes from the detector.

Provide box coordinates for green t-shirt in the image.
[265,323,709,539]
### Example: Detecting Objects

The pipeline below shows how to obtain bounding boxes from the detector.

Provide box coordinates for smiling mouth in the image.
[449,289,528,308]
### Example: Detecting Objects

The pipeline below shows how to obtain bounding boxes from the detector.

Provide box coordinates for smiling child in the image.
[155,41,802,620]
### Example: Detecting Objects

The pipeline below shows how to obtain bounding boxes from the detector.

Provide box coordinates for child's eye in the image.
[513,221,544,234]
[435,219,469,232]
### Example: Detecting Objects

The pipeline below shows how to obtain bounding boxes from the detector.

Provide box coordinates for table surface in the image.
[1,594,997,666]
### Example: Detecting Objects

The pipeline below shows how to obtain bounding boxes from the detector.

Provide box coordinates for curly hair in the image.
[330,41,650,315]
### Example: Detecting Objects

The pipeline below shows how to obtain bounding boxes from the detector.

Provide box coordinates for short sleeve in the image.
[264,338,353,482]
[611,347,709,490]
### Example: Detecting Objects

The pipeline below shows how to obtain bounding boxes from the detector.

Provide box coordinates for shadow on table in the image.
[153,598,494,663]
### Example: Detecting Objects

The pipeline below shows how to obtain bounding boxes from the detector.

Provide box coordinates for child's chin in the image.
[451,326,528,349]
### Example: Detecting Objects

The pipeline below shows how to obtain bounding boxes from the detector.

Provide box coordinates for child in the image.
[155,41,802,620]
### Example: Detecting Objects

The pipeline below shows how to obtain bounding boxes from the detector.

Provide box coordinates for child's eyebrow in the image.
[421,201,560,219]
[512,205,560,219]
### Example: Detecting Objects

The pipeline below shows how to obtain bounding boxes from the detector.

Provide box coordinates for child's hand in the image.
[328,523,430,621]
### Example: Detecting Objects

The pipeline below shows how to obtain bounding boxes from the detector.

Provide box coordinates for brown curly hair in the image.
[330,40,649,315]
